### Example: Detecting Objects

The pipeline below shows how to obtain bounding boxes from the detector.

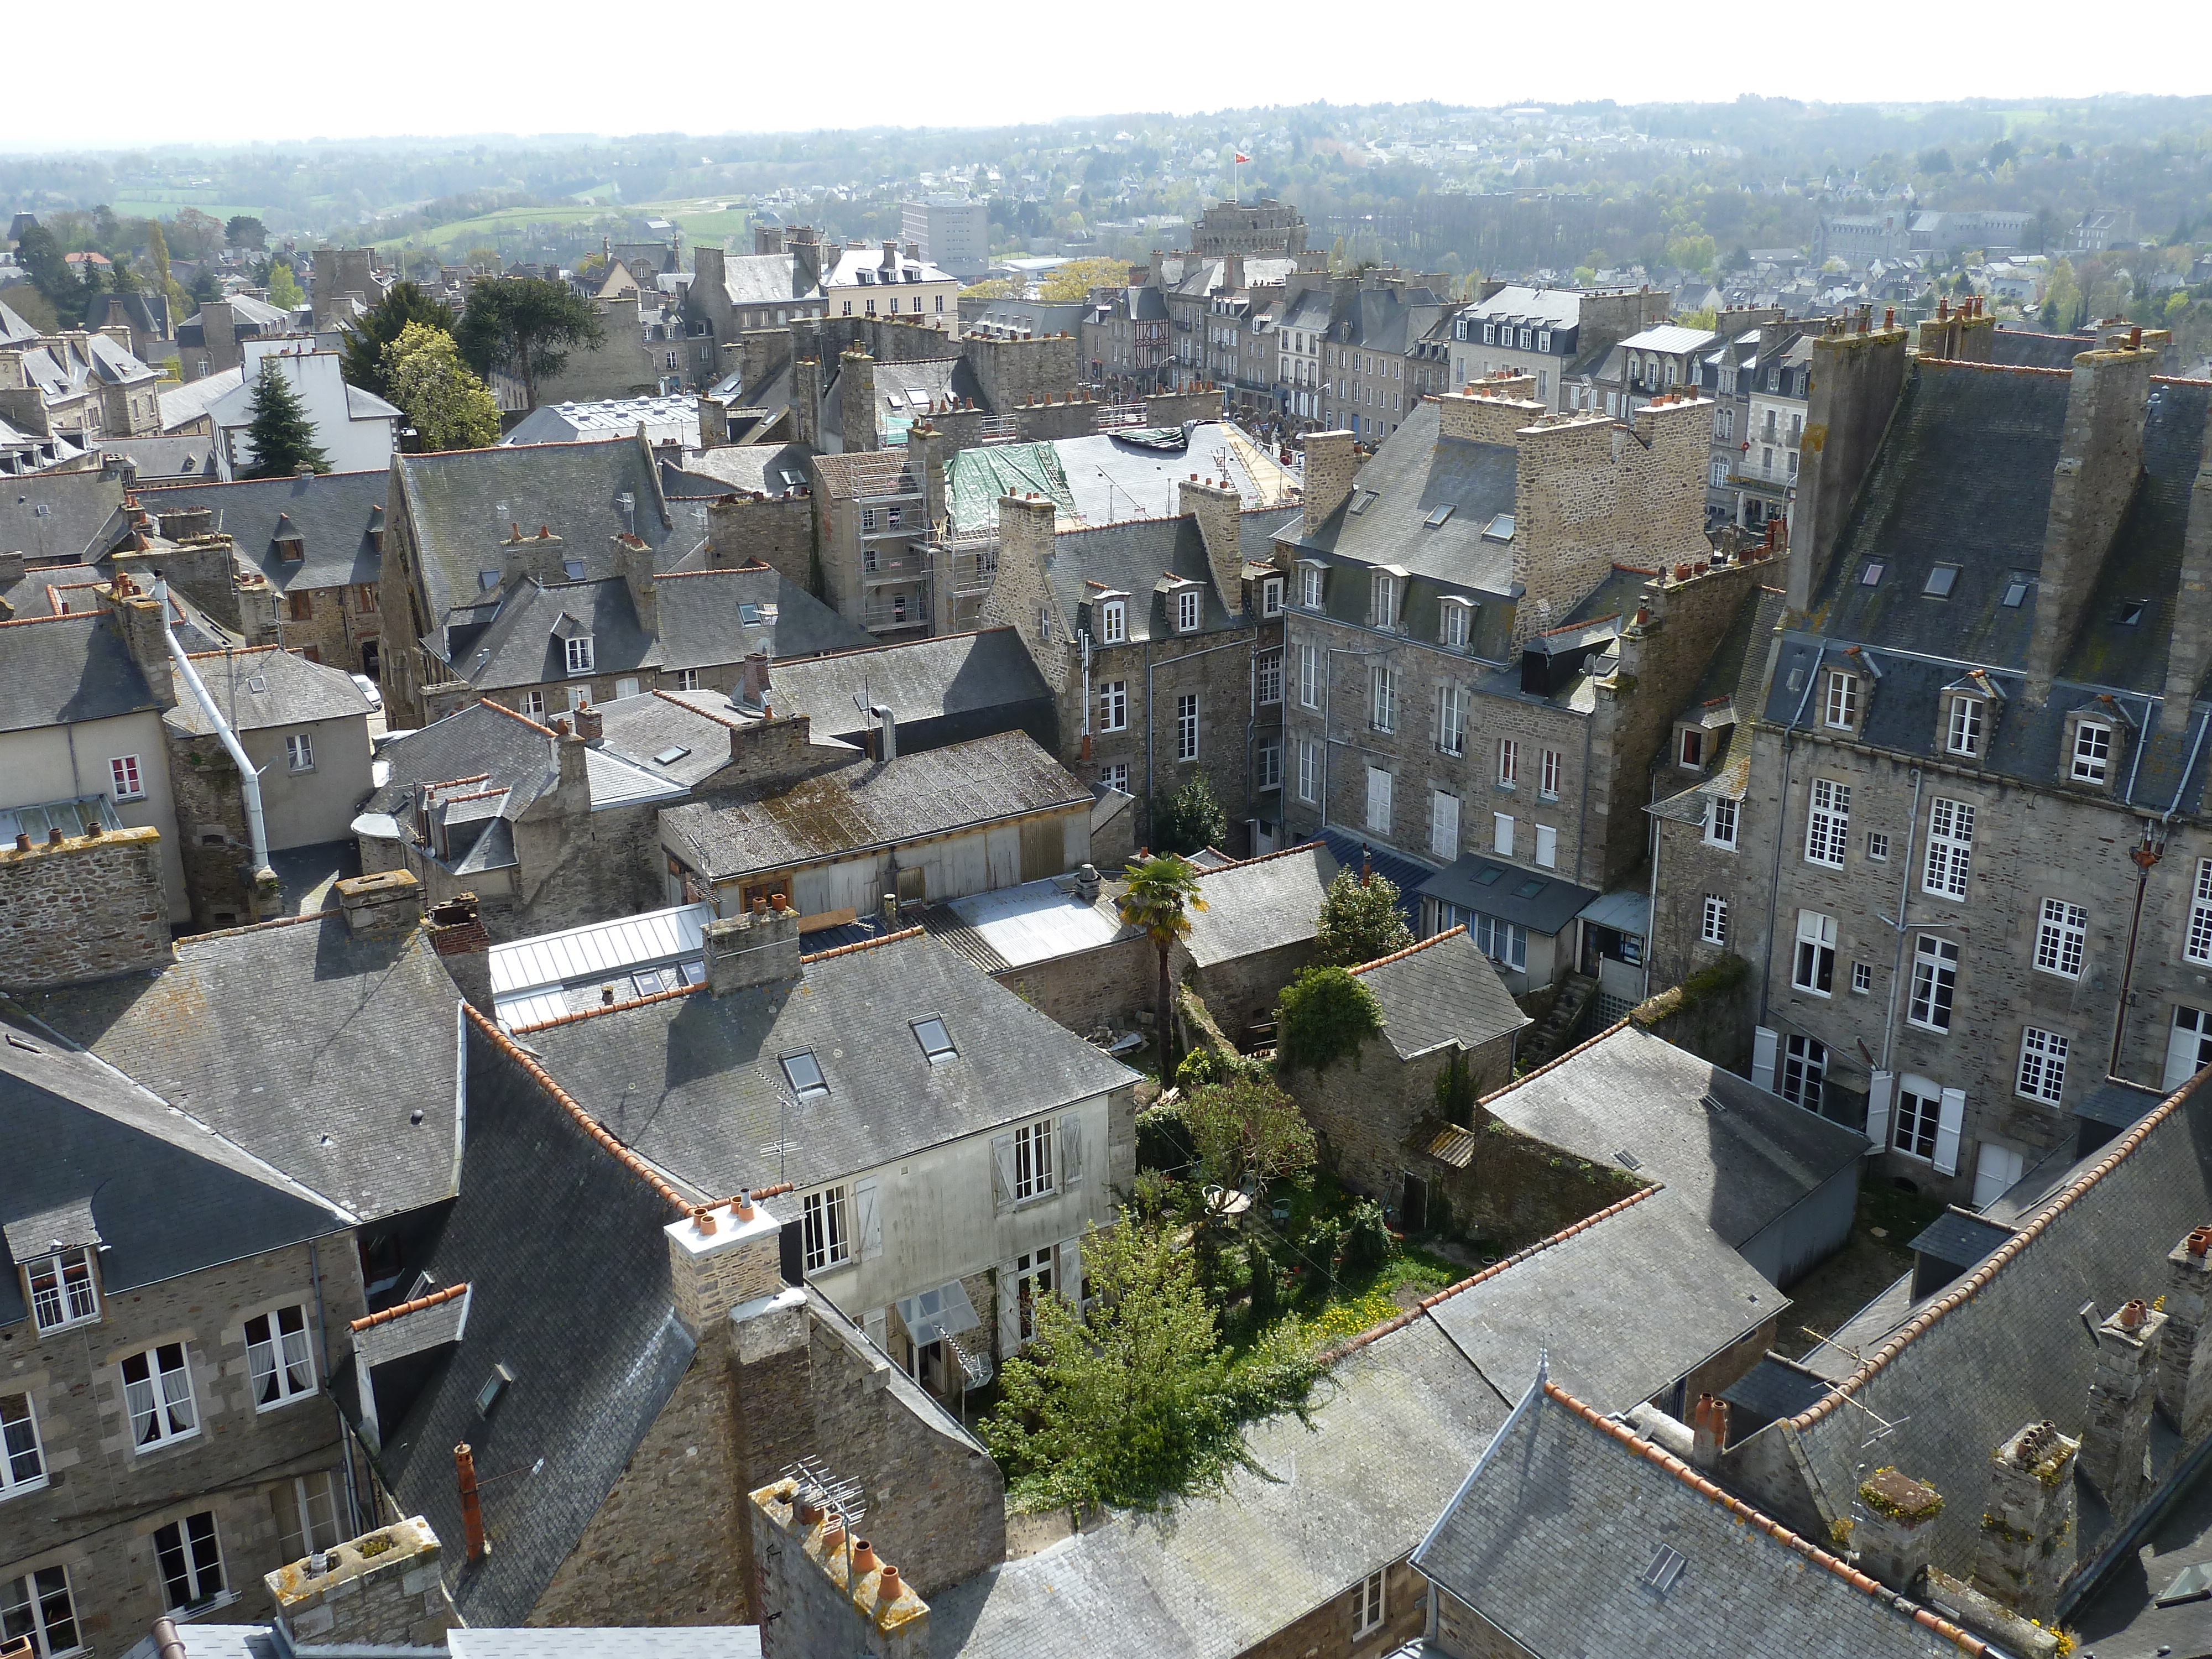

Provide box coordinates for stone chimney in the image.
[2079,1297,2168,1515]
[95,573,180,712]
[335,870,424,938]
[1178,474,1245,619]
[1435,381,1544,446]
[666,1192,789,1342]
[2163,406,2212,711]
[980,493,1067,692]
[501,522,568,589]
[614,532,658,638]
[725,712,826,789]
[1787,322,1911,611]
[573,700,605,739]
[840,347,879,454]
[1688,1392,1727,1472]
[750,1478,932,1659]
[705,901,801,996]
[555,719,590,811]
[1969,1419,2078,1619]
[1854,1468,1942,1594]
[158,504,215,541]
[425,893,492,1010]
[790,228,824,297]
[1297,431,1361,530]
[794,356,825,450]
[2159,1226,2212,1443]
[2026,342,2160,701]
[264,1515,456,1648]
[698,393,731,450]
[741,650,773,706]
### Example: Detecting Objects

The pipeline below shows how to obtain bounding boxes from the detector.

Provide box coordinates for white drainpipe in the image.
[154,578,273,878]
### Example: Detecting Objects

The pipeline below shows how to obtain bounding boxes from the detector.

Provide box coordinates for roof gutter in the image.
[153,577,273,880]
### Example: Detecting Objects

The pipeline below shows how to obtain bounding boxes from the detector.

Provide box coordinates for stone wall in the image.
[1235,1555,1426,1659]
[1625,954,1755,1074]
[0,825,171,988]
[268,1516,455,1648]
[1285,1031,1517,1214]
[1787,326,1911,611]
[1420,1111,1647,1254]
[993,934,1153,1039]
[505,794,666,942]
[167,733,260,927]
[703,497,815,592]
[1183,940,1314,1048]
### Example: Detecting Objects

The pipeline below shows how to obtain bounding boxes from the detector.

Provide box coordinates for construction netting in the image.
[946,443,1078,534]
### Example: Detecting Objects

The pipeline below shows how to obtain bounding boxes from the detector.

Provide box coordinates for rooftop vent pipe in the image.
[153,578,271,881]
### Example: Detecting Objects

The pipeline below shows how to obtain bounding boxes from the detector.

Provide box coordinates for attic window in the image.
[912,1016,957,1063]
[780,1050,829,1099]
[246,675,269,694]
[1924,564,1961,599]
[1474,867,1504,887]
[1482,514,1515,542]
[653,745,691,765]
[1514,878,1547,899]
[474,1362,515,1417]
[2002,578,2031,608]
[1347,491,1375,516]
[1639,1544,1687,1595]
[1860,560,1885,587]
[277,538,305,562]
[2117,601,2147,627]
[564,560,586,581]
[1423,504,1455,529]
[478,570,499,591]
[1613,1147,1642,1171]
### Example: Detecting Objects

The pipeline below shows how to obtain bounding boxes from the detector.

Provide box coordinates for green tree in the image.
[1435,1046,1478,1128]
[383,322,502,452]
[1182,1072,1317,1194]
[961,276,1022,300]
[240,360,331,479]
[2042,259,2081,331]
[1312,867,1413,968]
[1275,965,1384,1074]
[980,1219,1316,1514]
[1152,771,1229,856]
[1117,852,1207,1076]
[454,276,606,409]
[166,208,224,260]
[341,281,459,399]
[225,215,268,250]
[267,260,306,310]
[1037,256,1135,302]
[3,285,60,333]
[1918,148,1954,174]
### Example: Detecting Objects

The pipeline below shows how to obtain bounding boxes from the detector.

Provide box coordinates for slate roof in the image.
[763,628,1052,746]
[163,644,374,736]
[17,911,464,1223]
[1412,854,1598,937]
[1483,1025,1864,1254]
[1179,842,1338,968]
[1413,1378,1983,1659]
[0,612,161,733]
[449,1632,761,1659]
[710,252,823,306]
[1050,508,1298,644]
[515,929,1135,1199]
[661,440,815,500]
[136,469,387,592]
[160,367,248,431]
[379,1021,696,1629]
[3,466,127,563]
[1771,1066,2212,1592]
[1349,926,1530,1059]
[593,692,750,788]
[662,730,1089,881]
[363,699,556,822]
[1986,327,2094,370]
[656,565,872,668]
[0,1022,351,1325]
[459,576,659,692]
[394,439,676,629]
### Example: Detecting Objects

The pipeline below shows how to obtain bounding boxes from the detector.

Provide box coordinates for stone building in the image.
[1171,839,1340,1043]
[1442,284,1671,414]
[1275,379,1771,993]
[1681,320,2212,1204]
[1311,271,1453,446]
[0,302,162,443]
[1081,281,1170,397]
[173,295,295,383]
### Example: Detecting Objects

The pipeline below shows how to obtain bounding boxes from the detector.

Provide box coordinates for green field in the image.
[371,197,749,256]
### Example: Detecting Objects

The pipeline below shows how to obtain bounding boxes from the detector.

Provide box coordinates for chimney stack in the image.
[333,870,424,938]
[666,1192,790,1342]
[2159,1226,2212,1442]
[1296,430,1361,529]
[614,533,658,638]
[1688,1393,1727,1472]
[1969,1420,2078,1619]
[264,1516,456,1648]
[704,902,801,997]
[742,650,773,706]
[2078,1296,2168,1515]
[96,573,180,712]
[1853,1468,1942,1593]
[1178,474,1245,618]
[426,893,492,1010]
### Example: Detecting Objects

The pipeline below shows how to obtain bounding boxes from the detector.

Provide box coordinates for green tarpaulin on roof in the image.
[946,443,1077,534]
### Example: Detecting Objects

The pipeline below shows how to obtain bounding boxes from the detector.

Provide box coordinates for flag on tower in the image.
[1234,152,1250,164]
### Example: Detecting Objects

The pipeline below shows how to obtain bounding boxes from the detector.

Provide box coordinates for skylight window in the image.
[1639,1544,1686,1595]
[1424,504,1455,528]
[1483,513,1516,542]
[2118,601,2147,627]
[1347,491,1375,516]
[1474,867,1504,887]
[912,1016,956,1062]
[1924,564,1961,598]
[653,745,691,765]
[780,1050,828,1098]
[564,559,586,581]
[475,1362,515,1417]
[2002,578,2030,607]
[1860,561,1885,587]
[478,570,500,591]
[1515,878,1548,899]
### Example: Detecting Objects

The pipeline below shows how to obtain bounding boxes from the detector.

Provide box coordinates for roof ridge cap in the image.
[655,562,772,579]
[0,610,102,630]
[1198,838,1327,876]
[509,979,702,1032]
[649,687,748,731]
[1543,1381,1989,1655]
[182,906,342,946]
[1791,1072,2199,1428]
[182,643,283,660]
[1351,924,1466,974]
[477,697,557,737]
[801,924,925,963]
[349,1280,468,1332]
[1473,1017,1632,1109]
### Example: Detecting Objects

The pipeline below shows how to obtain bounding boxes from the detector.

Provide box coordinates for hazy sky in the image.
[11,2,2209,148]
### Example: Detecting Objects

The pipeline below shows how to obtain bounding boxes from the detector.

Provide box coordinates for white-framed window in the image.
[109,755,144,801]
[1540,748,1562,800]
[1824,669,1860,729]
[1013,1118,1056,1202]
[1866,831,1890,861]
[1441,599,1470,648]
[1793,910,1837,995]
[1352,1568,1386,1638]
[1257,652,1282,706]
[1472,911,1527,971]
[1101,761,1130,794]
[1947,695,1984,757]
[1300,565,1324,609]
[1922,797,1973,899]
[1369,666,1397,733]
[1707,794,1739,849]
[1702,895,1728,945]
[284,733,314,771]
[1296,741,1319,805]
[2017,1026,2069,1105]
[244,1306,316,1410]
[1365,766,1393,833]
[1098,680,1128,733]
[1257,740,1282,790]
[1430,790,1460,861]
[1297,643,1319,708]
[0,1394,47,1499]
[1100,599,1126,643]
[1908,935,1959,1033]
[1496,737,1519,787]
[1009,1246,1056,1346]
[2072,720,2113,784]
[2190,859,2212,965]
[1260,577,1283,618]
[802,1186,850,1271]
[154,1511,226,1614]
[2,1565,80,1658]
[1804,778,1850,867]
[1176,694,1198,762]
[1436,685,1467,756]
[1370,572,1400,629]
[1853,961,1874,993]
[1176,588,1201,633]
[674,669,700,692]
[1493,812,1515,858]
[2035,898,2088,978]
[1679,728,1705,769]
[565,635,594,674]
[121,1343,198,1451]
[274,1471,343,1563]
[25,1248,98,1334]
[1778,1034,1825,1112]
[520,691,546,717]
[1894,1081,1944,1161]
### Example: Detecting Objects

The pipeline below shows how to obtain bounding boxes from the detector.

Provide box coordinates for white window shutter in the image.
[1059,1114,1084,1187]
[1751,1026,1779,1093]
[1934,1088,1966,1176]
[1061,1234,1084,1309]
[991,1134,1016,1214]
[1493,813,1515,857]
[1535,825,1558,869]
[855,1179,882,1261]
[997,1265,1020,1355]
[1865,1071,1894,1154]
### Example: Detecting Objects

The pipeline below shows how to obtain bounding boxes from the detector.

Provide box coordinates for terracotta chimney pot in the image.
[852,1540,879,1574]
[879,1564,902,1598]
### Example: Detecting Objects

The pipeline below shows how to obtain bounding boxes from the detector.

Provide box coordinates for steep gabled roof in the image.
[0,611,160,733]
[137,468,388,592]
[1349,925,1530,1060]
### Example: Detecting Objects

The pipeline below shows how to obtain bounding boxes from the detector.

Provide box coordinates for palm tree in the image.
[1117,853,1207,1078]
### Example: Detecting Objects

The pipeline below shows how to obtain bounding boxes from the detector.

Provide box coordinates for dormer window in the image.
[565,635,595,675]
[1537,330,1552,352]
[1678,728,1705,769]
[1299,563,1324,609]
[276,536,304,562]
[1370,571,1401,630]
[1482,323,1496,345]
[1176,588,1201,633]
[1823,669,1859,731]
[1439,596,1474,649]
[1099,599,1126,643]
[1947,695,1985,757]
[1260,577,1283,618]
[26,1245,100,1333]
[2072,721,2113,785]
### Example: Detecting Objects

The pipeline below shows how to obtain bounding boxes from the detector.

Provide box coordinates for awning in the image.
[1578,890,1651,938]
[896,1280,980,1348]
